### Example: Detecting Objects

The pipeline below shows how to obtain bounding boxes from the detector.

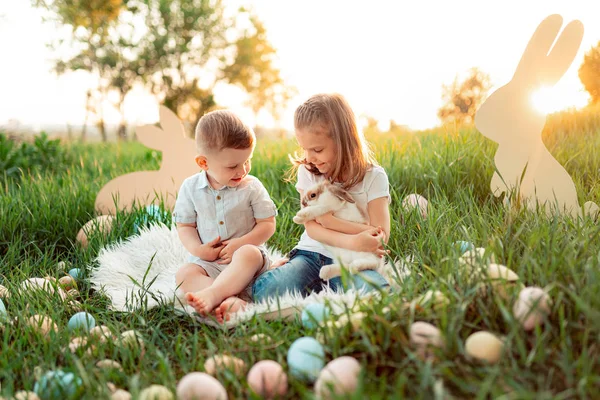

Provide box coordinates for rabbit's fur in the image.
[293,180,382,280]
[475,14,598,218]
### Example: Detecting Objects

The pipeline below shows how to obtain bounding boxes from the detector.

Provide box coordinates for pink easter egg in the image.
[176,372,228,400]
[247,360,288,399]
[314,356,361,400]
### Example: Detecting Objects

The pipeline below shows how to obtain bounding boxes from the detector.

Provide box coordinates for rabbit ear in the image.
[329,185,355,204]
[136,125,166,151]
[512,14,563,86]
[542,20,583,85]
[159,106,187,139]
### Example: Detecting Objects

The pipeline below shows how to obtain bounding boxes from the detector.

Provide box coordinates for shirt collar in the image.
[197,171,238,192]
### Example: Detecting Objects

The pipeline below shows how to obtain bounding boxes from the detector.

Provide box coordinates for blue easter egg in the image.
[0,299,6,319]
[34,370,82,400]
[134,204,167,233]
[287,337,325,382]
[68,312,96,332]
[454,241,474,254]
[67,268,82,280]
[301,303,330,329]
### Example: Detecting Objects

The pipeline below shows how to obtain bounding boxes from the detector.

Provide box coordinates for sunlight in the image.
[530,85,588,115]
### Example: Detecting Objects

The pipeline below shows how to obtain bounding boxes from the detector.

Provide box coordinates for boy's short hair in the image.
[195,110,255,153]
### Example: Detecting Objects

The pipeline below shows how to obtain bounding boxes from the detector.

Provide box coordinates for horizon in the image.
[1,0,599,133]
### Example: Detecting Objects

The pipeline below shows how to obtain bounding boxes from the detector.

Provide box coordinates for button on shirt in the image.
[172,172,278,245]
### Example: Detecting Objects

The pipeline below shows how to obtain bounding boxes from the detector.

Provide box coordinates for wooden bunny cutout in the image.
[95,106,198,214]
[475,14,598,218]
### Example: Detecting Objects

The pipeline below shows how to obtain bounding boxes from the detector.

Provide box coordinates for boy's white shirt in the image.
[294,164,391,259]
[172,171,277,247]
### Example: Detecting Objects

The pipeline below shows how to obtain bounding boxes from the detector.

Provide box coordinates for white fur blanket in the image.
[89,223,410,327]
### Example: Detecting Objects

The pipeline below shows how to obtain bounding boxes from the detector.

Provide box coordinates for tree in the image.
[438,67,491,126]
[33,0,292,140]
[579,41,600,105]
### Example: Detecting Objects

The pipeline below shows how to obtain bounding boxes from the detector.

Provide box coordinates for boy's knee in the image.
[175,263,206,282]
[233,245,263,264]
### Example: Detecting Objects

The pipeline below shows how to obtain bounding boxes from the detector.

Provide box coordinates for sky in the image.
[1,0,599,133]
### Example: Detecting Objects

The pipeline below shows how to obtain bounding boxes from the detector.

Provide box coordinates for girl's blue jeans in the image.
[252,248,390,302]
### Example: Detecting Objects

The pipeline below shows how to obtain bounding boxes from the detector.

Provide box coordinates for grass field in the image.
[1,118,599,399]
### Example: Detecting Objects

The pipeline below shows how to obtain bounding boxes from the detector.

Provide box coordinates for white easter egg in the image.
[139,384,174,400]
[120,330,145,352]
[314,356,361,400]
[249,333,268,343]
[76,215,115,248]
[96,359,123,371]
[513,287,551,331]
[0,284,9,299]
[21,278,66,300]
[176,372,228,400]
[465,331,504,363]
[412,290,449,310]
[13,391,40,400]
[247,360,288,399]
[402,194,428,218]
[111,389,132,400]
[409,322,445,359]
[27,315,58,335]
[204,355,246,377]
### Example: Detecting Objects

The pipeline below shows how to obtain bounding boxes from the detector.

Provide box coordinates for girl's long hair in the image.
[288,93,378,190]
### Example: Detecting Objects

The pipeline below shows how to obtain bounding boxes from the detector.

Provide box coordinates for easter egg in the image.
[176,372,228,400]
[411,290,449,310]
[139,385,174,400]
[301,303,330,329]
[247,360,288,399]
[34,370,82,400]
[134,205,168,233]
[314,356,361,400]
[513,286,551,331]
[68,268,82,280]
[287,337,325,382]
[409,321,445,359]
[465,331,504,363]
[13,391,40,400]
[0,284,9,299]
[453,241,474,255]
[58,275,76,290]
[68,312,96,332]
[249,333,268,343]
[111,390,132,400]
[204,354,246,377]
[0,298,7,319]
[28,315,58,335]
[90,325,114,342]
[402,194,428,218]
[76,215,115,248]
[96,359,123,371]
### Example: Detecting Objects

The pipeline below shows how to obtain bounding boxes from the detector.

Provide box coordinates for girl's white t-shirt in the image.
[294,164,391,258]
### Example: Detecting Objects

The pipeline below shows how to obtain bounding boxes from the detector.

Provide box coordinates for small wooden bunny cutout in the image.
[475,14,598,218]
[95,106,198,214]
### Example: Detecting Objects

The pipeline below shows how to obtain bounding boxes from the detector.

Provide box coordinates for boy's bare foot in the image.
[185,288,222,316]
[215,296,248,323]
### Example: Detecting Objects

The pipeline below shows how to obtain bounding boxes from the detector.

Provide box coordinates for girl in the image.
[252,93,391,302]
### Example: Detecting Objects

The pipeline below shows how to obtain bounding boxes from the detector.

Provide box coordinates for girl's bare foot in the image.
[215,296,248,323]
[185,288,222,316]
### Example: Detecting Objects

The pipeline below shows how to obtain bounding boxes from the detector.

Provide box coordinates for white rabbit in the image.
[293,180,382,280]
[95,106,198,214]
[475,14,598,219]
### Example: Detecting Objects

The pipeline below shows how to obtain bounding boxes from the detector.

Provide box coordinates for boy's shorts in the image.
[187,246,271,301]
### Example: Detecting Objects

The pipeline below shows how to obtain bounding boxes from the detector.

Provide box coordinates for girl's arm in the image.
[315,197,391,243]
[304,221,387,256]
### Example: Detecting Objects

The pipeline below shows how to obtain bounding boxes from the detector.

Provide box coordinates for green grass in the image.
[1,121,600,399]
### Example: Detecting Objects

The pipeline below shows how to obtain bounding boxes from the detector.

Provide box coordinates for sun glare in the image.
[530,85,588,115]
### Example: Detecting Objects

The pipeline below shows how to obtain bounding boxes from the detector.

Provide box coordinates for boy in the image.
[174,110,277,323]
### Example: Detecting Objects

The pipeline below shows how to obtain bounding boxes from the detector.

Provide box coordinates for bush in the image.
[0,132,71,181]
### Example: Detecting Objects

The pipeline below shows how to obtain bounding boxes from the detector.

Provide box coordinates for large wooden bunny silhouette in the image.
[475,14,598,218]
[95,106,198,214]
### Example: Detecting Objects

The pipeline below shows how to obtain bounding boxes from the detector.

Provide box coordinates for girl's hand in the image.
[269,258,289,270]
[315,212,334,228]
[195,236,224,262]
[217,238,243,264]
[352,227,388,257]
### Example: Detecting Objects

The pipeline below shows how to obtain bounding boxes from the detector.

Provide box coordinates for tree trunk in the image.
[97,120,107,142]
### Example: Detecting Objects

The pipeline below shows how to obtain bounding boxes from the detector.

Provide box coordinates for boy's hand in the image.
[195,236,224,262]
[217,238,244,264]
[269,257,289,270]
[351,227,388,257]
